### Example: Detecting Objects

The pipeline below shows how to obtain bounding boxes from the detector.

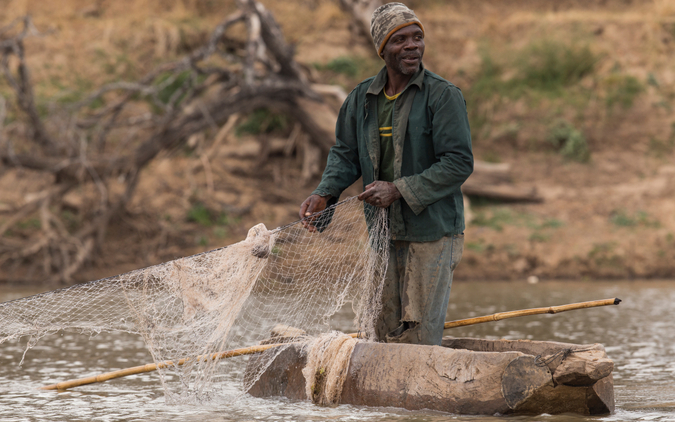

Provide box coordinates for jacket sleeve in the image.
[311,92,363,199]
[393,86,473,215]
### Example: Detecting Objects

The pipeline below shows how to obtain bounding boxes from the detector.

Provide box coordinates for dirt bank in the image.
[1,0,674,284]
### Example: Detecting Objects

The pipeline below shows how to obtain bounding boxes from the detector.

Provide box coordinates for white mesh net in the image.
[0,196,389,402]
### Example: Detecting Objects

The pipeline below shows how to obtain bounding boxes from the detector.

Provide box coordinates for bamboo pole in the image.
[40,344,280,391]
[41,297,620,391]
[443,297,621,329]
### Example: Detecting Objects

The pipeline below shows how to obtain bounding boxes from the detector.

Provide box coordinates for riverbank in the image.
[1,0,674,284]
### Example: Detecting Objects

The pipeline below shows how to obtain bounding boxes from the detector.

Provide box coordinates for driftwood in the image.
[462,182,543,203]
[0,4,338,284]
[463,161,543,203]
[247,337,615,416]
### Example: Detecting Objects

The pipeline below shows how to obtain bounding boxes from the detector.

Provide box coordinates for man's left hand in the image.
[358,181,402,208]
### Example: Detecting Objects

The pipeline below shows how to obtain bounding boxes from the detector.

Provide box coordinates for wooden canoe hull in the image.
[247,337,614,416]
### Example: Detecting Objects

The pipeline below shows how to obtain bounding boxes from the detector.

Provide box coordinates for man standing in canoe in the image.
[299,2,473,345]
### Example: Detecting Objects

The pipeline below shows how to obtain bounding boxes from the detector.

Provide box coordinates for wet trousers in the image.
[374,234,464,346]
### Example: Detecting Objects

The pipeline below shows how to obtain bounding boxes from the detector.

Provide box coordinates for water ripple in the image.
[1,280,675,421]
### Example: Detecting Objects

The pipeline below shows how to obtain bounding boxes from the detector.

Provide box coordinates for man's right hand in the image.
[299,194,331,232]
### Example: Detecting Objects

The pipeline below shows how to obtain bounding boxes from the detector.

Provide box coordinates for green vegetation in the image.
[156,70,192,105]
[464,239,496,254]
[649,135,674,158]
[528,232,551,243]
[470,206,565,245]
[504,243,520,258]
[541,218,565,229]
[650,122,675,157]
[603,74,643,110]
[465,39,599,141]
[481,152,501,163]
[547,120,590,162]
[46,74,105,110]
[88,97,105,109]
[610,209,660,228]
[468,39,598,101]
[102,53,136,79]
[313,55,381,87]
[213,227,227,239]
[471,207,564,232]
[464,37,647,144]
[588,242,622,268]
[186,201,238,244]
[236,108,289,136]
[465,240,487,253]
[61,210,80,232]
[527,219,564,243]
[187,203,211,226]
[17,218,41,230]
[187,202,229,227]
[518,39,597,92]
[528,219,563,243]
[609,210,636,227]
[471,208,514,231]
[316,56,360,78]
[54,90,83,105]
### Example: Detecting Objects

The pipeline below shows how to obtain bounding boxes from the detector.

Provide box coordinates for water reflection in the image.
[1,280,675,421]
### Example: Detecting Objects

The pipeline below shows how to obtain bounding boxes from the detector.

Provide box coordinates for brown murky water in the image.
[1,280,674,421]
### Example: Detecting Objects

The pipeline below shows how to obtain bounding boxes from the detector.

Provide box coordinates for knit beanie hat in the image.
[370,2,425,57]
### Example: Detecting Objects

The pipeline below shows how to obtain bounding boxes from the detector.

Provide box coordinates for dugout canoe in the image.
[247,336,615,416]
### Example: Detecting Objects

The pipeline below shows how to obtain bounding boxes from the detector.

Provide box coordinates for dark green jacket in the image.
[312,65,473,242]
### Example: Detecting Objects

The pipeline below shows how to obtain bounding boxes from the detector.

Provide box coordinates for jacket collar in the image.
[366,62,425,96]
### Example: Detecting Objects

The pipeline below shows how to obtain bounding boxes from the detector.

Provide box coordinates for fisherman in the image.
[299,2,473,346]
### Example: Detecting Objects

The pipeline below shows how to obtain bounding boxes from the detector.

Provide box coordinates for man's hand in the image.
[299,194,331,232]
[358,181,402,208]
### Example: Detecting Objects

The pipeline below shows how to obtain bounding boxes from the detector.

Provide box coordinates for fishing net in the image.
[0,196,389,402]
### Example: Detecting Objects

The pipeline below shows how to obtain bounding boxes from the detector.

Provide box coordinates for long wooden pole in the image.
[40,297,620,391]
[443,297,621,329]
[40,344,280,391]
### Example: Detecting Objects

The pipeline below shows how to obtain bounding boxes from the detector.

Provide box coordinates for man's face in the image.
[381,24,425,76]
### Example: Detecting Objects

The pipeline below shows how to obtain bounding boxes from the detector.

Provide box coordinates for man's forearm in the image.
[393,153,473,215]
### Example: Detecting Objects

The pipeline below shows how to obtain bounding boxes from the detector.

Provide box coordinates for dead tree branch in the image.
[0,2,339,284]
[336,0,383,44]
[1,16,58,154]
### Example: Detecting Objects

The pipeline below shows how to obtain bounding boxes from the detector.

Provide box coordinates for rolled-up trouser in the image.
[374,234,464,346]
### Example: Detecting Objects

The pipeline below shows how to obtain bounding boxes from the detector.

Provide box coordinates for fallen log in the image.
[471,161,512,184]
[461,160,543,203]
[247,337,614,416]
[462,180,543,203]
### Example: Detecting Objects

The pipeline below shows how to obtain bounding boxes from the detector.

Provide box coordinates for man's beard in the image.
[397,54,421,75]
[398,61,419,75]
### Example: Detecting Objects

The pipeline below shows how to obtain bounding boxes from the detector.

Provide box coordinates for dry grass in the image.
[3,0,673,101]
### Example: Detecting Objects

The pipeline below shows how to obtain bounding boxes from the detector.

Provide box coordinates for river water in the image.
[1,280,674,422]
